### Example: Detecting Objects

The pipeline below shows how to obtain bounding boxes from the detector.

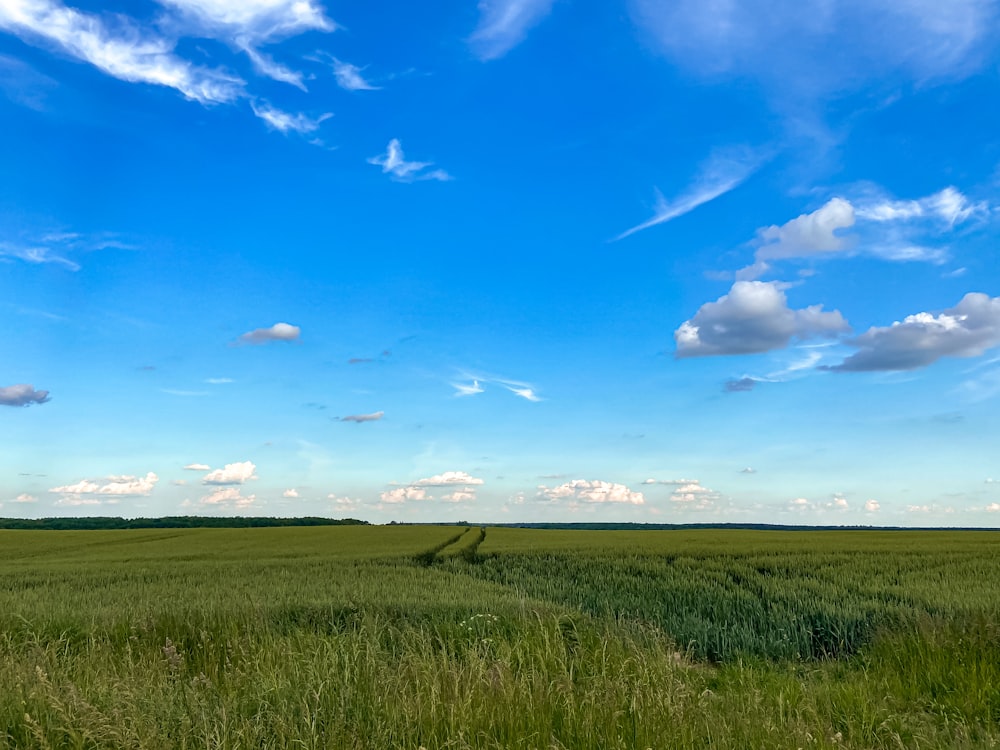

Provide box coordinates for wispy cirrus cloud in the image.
[615,147,765,241]
[157,0,334,88]
[630,0,999,97]
[451,374,541,401]
[0,384,50,406]
[468,0,556,61]
[251,101,331,134]
[0,0,245,104]
[330,58,379,90]
[368,139,451,182]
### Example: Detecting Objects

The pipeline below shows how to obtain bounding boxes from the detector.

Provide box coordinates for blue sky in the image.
[2,0,1000,525]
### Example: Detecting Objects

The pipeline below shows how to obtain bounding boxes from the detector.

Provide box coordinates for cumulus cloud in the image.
[738,188,987,279]
[675,281,849,357]
[380,486,428,504]
[468,0,555,61]
[202,461,257,485]
[669,480,720,509]
[328,493,362,509]
[740,467,757,474]
[865,499,880,512]
[538,479,645,505]
[13,493,37,503]
[986,503,1000,512]
[49,472,158,497]
[236,322,300,344]
[0,384,50,407]
[615,147,763,241]
[184,463,211,471]
[412,471,485,487]
[368,139,451,182]
[340,411,384,423]
[282,488,299,498]
[738,198,855,279]
[201,486,257,509]
[441,488,477,503]
[0,0,245,104]
[827,293,1000,372]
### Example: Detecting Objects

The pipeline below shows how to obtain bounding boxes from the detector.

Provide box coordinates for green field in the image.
[2,525,999,749]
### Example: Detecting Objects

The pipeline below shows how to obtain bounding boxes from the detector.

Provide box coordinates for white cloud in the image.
[282,488,299,498]
[986,503,1000,512]
[368,139,451,182]
[100,472,159,495]
[675,281,849,357]
[158,0,334,43]
[865,499,880,512]
[539,479,645,505]
[184,463,211,471]
[0,240,79,270]
[413,471,485,487]
[340,411,384,423]
[453,379,485,396]
[468,0,555,61]
[615,148,763,241]
[201,486,257,508]
[828,293,1000,372]
[330,58,379,90]
[630,0,997,97]
[0,0,245,104]
[13,493,37,503]
[236,322,300,344]
[441,488,477,503]
[202,461,257,485]
[251,101,331,133]
[328,493,362,509]
[739,188,987,279]
[49,472,158,497]
[856,186,988,226]
[669,480,720,509]
[239,44,305,89]
[205,378,234,384]
[740,467,757,474]
[380,486,428,504]
[0,384,50,406]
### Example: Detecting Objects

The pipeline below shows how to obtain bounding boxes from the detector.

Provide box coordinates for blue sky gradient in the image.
[2,0,1000,524]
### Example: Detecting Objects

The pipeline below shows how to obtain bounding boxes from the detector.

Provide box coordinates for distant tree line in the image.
[0,516,369,530]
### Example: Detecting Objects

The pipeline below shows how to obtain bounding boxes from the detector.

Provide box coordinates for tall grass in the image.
[1,526,999,748]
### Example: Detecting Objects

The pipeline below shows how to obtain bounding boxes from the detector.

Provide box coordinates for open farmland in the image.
[2,525,1000,749]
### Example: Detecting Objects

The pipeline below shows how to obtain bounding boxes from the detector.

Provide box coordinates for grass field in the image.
[2,525,999,748]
